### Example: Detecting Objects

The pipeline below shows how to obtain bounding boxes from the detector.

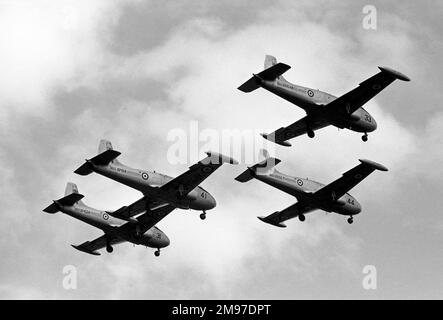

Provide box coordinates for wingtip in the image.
[260,133,292,147]
[359,159,389,171]
[378,66,411,82]
[257,216,287,228]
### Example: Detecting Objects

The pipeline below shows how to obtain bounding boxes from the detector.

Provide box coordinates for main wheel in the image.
[362,134,368,142]
[307,129,315,138]
[298,214,305,222]
[347,217,354,224]
[106,245,113,253]
[200,213,206,220]
[154,250,160,257]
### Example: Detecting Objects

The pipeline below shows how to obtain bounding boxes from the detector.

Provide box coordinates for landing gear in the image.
[298,214,306,222]
[362,133,368,142]
[347,217,354,224]
[154,249,160,257]
[200,211,206,220]
[106,244,113,253]
[307,129,315,138]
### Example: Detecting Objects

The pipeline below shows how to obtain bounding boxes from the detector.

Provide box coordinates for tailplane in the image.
[235,149,281,182]
[74,139,122,175]
[43,182,85,213]
[238,55,290,92]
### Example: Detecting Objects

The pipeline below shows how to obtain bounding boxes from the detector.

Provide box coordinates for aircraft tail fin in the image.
[238,55,290,92]
[74,140,122,175]
[235,149,281,182]
[43,183,85,213]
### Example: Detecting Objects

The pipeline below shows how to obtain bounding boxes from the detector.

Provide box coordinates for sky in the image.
[0,0,442,299]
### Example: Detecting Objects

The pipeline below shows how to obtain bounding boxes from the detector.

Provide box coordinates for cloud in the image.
[1,1,442,299]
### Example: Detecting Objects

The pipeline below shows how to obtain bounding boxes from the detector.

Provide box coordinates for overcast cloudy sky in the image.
[0,0,442,299]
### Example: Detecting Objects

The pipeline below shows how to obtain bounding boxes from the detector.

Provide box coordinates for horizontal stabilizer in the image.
[89,149,121,165]
[235,168,254,183]
[257,62,291,81]
[238,76,260,92]
[359,159,388,171]
[71,244,100,256]
[238,62,291,93]
[43,202,59,214]
[258,216,287,228]
[58,193,84,206]
[74,162,93,176]
[43,193,84,214]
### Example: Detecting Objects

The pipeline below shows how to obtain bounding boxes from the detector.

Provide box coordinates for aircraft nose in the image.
[355,201,362,214]
[208,194,217,210]
[161,234,170,248]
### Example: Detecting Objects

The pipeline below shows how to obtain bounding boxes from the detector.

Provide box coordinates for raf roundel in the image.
[141,172,149,180]
[202,166,213,173]
[307,89,314,97]
[372,84,382,90]
[103,213,109,220]
[297,179,303,186]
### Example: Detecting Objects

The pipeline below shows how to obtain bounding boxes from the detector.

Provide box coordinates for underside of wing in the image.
[262,116,329,146]
[311,159,388,207]
[72,235,123,256]
[326,67,410,116]
[136,204,176,233]
[160,152,237,197]
[258,202,314,227]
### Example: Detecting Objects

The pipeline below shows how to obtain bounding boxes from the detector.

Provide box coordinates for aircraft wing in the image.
[258,201,314,227]
[326,67,410,115]
[136,204,176,233]
[159,151,238,197]
[262,116,329,146]
[71,235,124,256]
[72,205,176,255]
[311,159,388,205]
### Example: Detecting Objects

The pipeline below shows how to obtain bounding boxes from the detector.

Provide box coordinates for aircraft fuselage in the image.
[261,79,377,134]
[89,161,216,211]
[57,202,170,248]
[254,170,362,216]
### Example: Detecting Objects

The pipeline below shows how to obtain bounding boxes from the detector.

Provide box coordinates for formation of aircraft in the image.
[235,150,387,226]
[44,140,237,256]
[238,55,410,146]
[44,54,409,256]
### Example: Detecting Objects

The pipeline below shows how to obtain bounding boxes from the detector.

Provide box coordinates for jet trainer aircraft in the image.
[44,183,171,256]
[235,151,387,226]
[75,140,237,220]
[238,55,410,146]
[44,140,237,256]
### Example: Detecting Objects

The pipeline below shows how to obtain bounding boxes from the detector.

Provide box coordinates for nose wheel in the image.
[362,133,368,142]
[347,217,354,224]
[154,249,160,257]
[200,211,206,220]
[298,214,306,222]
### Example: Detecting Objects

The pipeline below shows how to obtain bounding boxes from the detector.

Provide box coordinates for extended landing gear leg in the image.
[347,216,354,224]
[154,249,160,257]
[307,129,315,139]
[298,214,306,222]
[200,211,206,220]
[362,133,368,142]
